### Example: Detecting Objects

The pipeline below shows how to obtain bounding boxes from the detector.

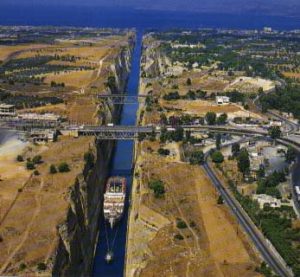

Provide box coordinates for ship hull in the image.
[103,177,126,228]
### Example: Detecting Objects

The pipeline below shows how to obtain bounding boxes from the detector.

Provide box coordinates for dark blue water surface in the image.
[0,4,299,30]
[92,31,142,277]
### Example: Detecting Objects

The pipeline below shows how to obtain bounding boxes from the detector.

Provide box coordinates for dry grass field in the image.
[0,136,93,275]
[283,72,300,79]
[0,44,49,62]
[126,141,261,277]
[44,70,96,88]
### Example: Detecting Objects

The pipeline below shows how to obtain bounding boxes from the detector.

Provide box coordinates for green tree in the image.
[49,164,57,174]
[216,134,222,150]
[149,180,165,198]
[268,126,281,139]
[257,165,265,178]
[205,112,217,125]
[37,263,47,271]
[176,219,187,229]
[17,155,24,162]
[237,148,250,177]
[217,195,224,204]
[286,146,296,163]
[58,162,70,173]
[186,90,196,100]
[172,126,184,142]
[231,143,240,157]
[33,170,40,176]
[160,127,168,143]
[217,113,228,125]
[211,151,224,164]
[190,151,205,165]
[84,151,95,168]
[186,78,192,86]
[32,155,42,164]
[26,161,35,170]
[138,133,146,142]
[158,148,170,156]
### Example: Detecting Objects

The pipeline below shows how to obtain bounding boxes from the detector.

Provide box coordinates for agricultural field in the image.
[0,26,133,275]
[147,29,300,120]
[0,26,132,111]
[131,30,300,276]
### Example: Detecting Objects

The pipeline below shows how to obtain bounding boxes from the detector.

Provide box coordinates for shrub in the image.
[17,155,24,162]
[174,234,184,240]
[32,155,42,164]
[190,221,196,228]
[49,164,57,174]
[149,180,165,198]
[33,170,40,176]
[37,262,47,271]
[84,151,95,168]
[158,148,170,156]
[58,162,70,173]
[189,151,204,165]
[138,133,146,142]
[19,263,26,271]
[163,91,180,100]
[26,161,35,170]
[205,111,217,125]
[217,195,224,204]
[176,219,187,229]
[211,151,224,164]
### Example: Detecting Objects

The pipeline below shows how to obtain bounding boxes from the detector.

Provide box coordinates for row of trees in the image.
[205,112,228,125]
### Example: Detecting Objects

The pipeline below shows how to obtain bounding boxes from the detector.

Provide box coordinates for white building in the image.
[216,96,230,105]
[269,120,282,127]
[18,113,61,122]
[253,194,281,209]
[29,129,57,144]
[0,103,16,117]
[263,27,273,33]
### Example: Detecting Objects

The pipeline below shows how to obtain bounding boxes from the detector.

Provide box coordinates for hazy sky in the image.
[1,0,300,16]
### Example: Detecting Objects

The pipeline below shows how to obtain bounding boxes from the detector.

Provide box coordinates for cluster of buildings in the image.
[252,194,282,209]
[0,103,61,144]
[0,103,61,123]
[0,103,16,117]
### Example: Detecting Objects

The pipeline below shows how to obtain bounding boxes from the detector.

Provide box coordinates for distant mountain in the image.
[1,0,300,17]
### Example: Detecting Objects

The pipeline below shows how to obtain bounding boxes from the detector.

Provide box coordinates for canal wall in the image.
[51,40,133,277]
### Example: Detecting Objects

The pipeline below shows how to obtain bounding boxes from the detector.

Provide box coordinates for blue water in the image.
[92,31,141,277]
[0,5,299,30]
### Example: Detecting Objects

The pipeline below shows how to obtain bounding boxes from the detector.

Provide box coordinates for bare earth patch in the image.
[126,141,261,277]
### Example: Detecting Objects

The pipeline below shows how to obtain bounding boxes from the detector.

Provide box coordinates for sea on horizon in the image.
[0,4,299,30]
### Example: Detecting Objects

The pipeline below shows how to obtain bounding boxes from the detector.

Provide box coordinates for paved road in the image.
[203,161,293,277]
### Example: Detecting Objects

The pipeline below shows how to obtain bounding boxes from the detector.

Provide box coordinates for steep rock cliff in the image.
[51,41,134,277]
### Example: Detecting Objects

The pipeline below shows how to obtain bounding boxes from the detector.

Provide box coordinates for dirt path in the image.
[0,179,44,274]
[0,175,32,228]
[80,52,110,94]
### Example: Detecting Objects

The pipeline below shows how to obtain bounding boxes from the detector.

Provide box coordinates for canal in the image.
[92,30,142,276]
[291,155,300,214]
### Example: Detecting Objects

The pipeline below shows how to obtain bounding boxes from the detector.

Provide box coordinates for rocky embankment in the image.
[51,42,133,276]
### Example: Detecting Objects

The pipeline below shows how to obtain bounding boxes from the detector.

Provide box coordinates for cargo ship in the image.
[103,177,126,229]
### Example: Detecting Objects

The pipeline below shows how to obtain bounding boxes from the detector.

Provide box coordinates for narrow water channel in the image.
[292,155,300,212]
[92,30,142,276]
